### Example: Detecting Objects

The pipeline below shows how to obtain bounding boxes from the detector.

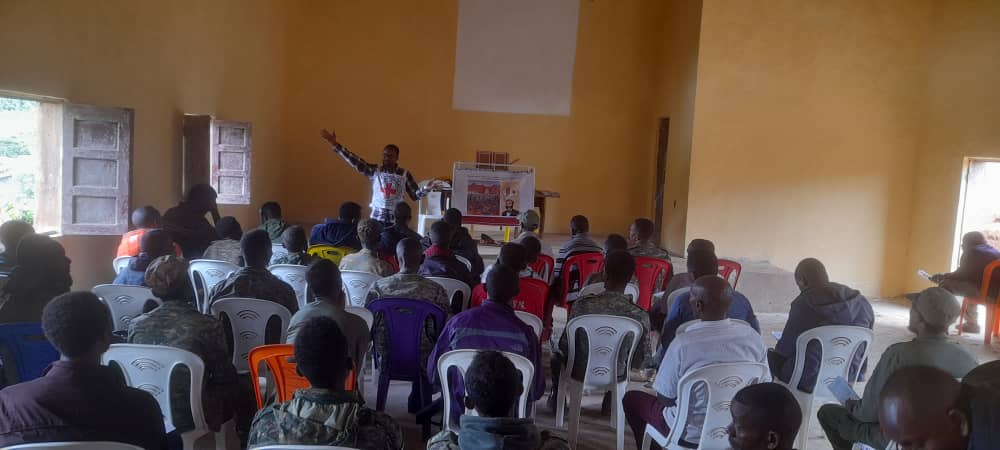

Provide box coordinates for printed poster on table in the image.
[452,163,535,218]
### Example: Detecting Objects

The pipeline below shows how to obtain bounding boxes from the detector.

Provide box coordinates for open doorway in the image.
[954,158,1000,267]
[0,97,41,227]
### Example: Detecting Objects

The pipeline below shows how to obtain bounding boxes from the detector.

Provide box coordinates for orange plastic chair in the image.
[957,260,1000,346]
[718,259,742,288]
[307,245,357,265]
[559,252,605,307]
[249,344,358,409]
[633,257,673,311]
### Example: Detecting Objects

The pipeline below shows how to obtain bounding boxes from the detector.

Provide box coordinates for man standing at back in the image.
[929,230,1000,333]
[208,229,298,315]
[628,218,670,261]
[163,184,221,260]
[623,276,767,449]
[309,201,363,250]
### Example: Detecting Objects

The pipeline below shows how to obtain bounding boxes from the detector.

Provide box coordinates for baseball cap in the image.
[519,209,540,228]
[907,287,962,328]
[145,255,189,298]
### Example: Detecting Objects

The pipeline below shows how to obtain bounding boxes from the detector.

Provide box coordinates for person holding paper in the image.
[817,287,978,450]
[927,231,1000,333]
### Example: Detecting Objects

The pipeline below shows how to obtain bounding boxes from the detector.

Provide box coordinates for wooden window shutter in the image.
[210,120,252,205]
[61,104,133,235]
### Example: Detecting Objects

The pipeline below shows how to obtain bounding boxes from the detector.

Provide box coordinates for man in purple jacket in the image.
[428,264,544,427]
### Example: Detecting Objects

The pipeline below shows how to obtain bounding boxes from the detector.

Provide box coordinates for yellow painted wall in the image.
[279,0,663,236]
[0,0,288,290]
[686,0,930,296]
[904,0,1000,292]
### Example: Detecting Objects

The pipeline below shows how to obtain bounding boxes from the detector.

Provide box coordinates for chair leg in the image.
[376,374,390,412]
[555,375,567,427]
[986,304,996,346]
[641,428,652,450]
[614,384,626,450]
[214,419,234,450]
[568,383,584,449]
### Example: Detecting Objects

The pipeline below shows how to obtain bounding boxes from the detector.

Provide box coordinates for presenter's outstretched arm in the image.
[321,129,377,176]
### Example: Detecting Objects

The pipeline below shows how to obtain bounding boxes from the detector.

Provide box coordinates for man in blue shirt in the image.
[659,250,760,353]
[309,202,363,250]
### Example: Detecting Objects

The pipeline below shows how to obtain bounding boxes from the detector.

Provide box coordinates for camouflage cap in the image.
[145,255,188,298]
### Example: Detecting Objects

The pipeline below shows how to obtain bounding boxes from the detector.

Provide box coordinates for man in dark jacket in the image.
[309,202,363,250]
[931,231,1000,333]
[443,208,485,279]
[419,221,476,288]
[770,258,874,392]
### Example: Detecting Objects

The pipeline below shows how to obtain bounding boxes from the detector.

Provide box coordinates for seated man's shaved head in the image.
[570,215,589,235]
[687,238,715,255]
[794,258,830,290]
[879,366,969,450]
[131,206,161,229]
[396,237,425,271]
[690,275,733,321]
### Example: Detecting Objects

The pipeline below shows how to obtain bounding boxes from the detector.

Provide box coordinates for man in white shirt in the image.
[623,276,767,449]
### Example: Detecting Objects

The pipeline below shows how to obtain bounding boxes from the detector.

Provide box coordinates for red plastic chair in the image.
[513,278,549,320]
[380,251,399,273]
[559,252,605,307]
[249,344,357,409]
[633,257,673,311]
[957,260,1000,346]
[718,259,742,288]
[529,254,555,283]
[470,284,488,308]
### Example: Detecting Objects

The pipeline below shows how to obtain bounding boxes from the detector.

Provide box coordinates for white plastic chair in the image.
[578,282,642,304]
[641,362,770,450]
[515,310,543,338]
[102,344,230,450]
[437,349,535,431]
[92,284,160,332]
[427,276,472,311]
[270,244,289,265]
[555,315,644,450]
[455,254,473,271]
[665,287,689,312]
[4,443,144,450]
[251,446,360,450]
[188,259,239,313]
[783,325,874,450]
[112,256,135,275]
[269,264,309,309]
[340,270,381,307]
[210,298,292,374]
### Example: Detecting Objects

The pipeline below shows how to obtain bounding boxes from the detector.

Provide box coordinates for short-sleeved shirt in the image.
[654,319,767,444]
[286,299,372,370]
[660,289,760,351]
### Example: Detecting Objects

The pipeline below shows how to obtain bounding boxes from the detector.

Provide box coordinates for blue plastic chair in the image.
[367,298,448,412]
[0,322,59,383]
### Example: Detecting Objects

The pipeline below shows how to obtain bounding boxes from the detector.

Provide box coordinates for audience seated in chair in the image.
[658,251,760,358]
[287,259,371,369]
[817,287,977,450]
[549,251,652,413]
[927,231,1000,333]
[583,234,638,288]
[443,208,485,279]
[0,292,165,450]
[624,276,767,450]
[879,366,1000,450]
[429,265,545,427]
[116,206,181,258]
[520,236,548,281]
[248,316,403,449]
[770,258,874,392]
[163,184,221,260]
[628,218,671,261]
[553,215,604,291]
[0,220,33,276]
[207,229,298,315]
[471,242,536,308]
[655,239,717,316]
[419,221,476,287]
[128,255,241,435]
[113,229,174,287]
[203,216,244,267]
[0,234,72,324]
[258,201,289,244]
[309,201,363,250]
[427,351,568,450]
[340,219,395,277]
[514,210,552,257]
[271,226,313,266]
[378,201,421,255]
[727,383,801,450]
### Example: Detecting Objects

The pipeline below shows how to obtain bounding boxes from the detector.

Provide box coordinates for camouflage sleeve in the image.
[247,407,278,448]
[363,410,404,450]
[203,319,239,386]
[426,430,459,450]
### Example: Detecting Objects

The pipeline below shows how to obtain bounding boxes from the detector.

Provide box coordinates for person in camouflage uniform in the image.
[583,234,640,288]
[628,218,672,261]
[202,216,244,266]
[207,229,298,315]
[339,219,395,277]
[550,250,652,410]
[249,316,402,450]
[128,255,240,433]
[427,351,567,450]
[271,226,313,266]
[258,201,289,244]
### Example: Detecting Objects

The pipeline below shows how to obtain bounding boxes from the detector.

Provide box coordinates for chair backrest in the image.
[529,254,555,283]
[665,362,770,450]
[102,344,207,433]
[270,244,289,264]
[3,443,144,450]
[0,322,59,382]
[564,315,643,388]
[515,311,543,338]
[427,277,472,311]
[268,264,309,309]
[560,252,604,304]
[307,245,356,265]
[112,256,135,275]
[788,325,874,400]
[248,344,358,410]
[625,283,640,303]
[188,259,239,313]
[437,349,535,431]
[366,298,448,379]
[210,298,292,373]
[512,278,548,319]
[340,270,381,307]
[345,306,375,331]
[978,259,1000,298]
[91,284,160,332]
[454,254,473,271]
[633,257,672,311]
[718,259,742,288]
